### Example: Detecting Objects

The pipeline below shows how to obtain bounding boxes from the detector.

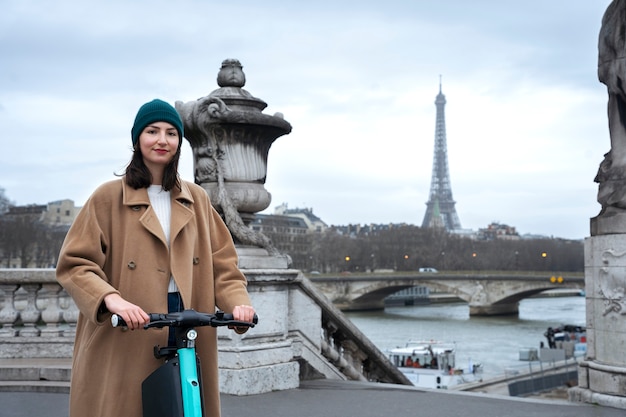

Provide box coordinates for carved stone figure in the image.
[595,0,626,223]
[571,2,626,408]
[175,59,292,255]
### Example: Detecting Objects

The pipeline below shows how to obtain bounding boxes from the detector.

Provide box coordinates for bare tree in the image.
[0,188,12,215]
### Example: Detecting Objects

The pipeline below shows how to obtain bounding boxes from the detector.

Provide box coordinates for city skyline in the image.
[1,1,613,240]
[3,194,567,242]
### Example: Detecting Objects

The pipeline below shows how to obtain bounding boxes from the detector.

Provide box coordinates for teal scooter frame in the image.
[112,309,257,417]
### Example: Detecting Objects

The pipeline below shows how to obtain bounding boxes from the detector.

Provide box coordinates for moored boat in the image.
[520,324,587,363]
[387,340,483,389]
[543,324,586,358]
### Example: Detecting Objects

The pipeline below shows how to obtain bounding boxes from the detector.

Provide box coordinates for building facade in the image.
[0,200,80,268]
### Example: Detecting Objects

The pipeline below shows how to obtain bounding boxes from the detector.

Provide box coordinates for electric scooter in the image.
[112,309,258,417]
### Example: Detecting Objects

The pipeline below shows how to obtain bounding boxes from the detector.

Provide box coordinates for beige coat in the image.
[56,178,251,417]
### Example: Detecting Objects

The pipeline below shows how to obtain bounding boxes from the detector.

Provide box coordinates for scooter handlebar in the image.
[111,310,258,329]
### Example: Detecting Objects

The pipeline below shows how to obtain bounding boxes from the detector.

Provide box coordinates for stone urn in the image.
[175,59,292,252]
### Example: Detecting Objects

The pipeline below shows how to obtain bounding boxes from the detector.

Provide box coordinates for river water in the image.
[344,296,585,379]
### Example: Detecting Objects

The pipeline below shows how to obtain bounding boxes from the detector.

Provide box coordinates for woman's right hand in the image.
[104,293,149,330]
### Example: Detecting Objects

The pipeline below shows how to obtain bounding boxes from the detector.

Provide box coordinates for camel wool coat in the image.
[56,178,251,417]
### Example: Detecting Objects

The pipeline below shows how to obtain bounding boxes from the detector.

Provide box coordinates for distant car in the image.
[418,267,438,273]
[309,271,321,275]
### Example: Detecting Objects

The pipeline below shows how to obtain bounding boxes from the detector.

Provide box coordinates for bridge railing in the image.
[0,268,411,387]
[294,274,410,384]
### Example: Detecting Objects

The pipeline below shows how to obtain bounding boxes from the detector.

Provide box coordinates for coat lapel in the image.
[122,181,167,245]
[170,181,195,243]
[121,180,195,247]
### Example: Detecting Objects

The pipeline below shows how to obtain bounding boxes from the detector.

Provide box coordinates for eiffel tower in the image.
[421,80,462,231]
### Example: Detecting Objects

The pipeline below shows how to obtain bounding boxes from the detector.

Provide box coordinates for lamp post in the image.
[541,251,548,272]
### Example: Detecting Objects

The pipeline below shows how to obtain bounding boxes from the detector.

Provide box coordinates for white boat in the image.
[387,340,483,389]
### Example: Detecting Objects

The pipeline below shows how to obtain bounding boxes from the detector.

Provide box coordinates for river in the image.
[344,295,585,379]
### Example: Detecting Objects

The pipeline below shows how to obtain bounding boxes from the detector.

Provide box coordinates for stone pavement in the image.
[2,379,625,417]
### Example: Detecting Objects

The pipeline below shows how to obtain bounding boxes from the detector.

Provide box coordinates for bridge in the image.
[309,272,585,315]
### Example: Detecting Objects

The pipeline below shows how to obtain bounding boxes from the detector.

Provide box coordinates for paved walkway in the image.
[2,379,625,417]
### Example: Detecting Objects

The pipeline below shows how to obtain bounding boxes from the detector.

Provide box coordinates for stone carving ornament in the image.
[599,249,626,316]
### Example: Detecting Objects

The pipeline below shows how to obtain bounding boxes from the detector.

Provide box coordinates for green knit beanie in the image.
[131,99,184,147]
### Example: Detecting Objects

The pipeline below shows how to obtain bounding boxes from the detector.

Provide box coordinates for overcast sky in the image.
[1,0,614,240]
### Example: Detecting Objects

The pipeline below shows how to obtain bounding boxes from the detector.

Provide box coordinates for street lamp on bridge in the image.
[541,251,548,271]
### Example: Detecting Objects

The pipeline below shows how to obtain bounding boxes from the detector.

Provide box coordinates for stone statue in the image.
[175,59,292,255]
[570,2,626,407]
[595,0,626,226]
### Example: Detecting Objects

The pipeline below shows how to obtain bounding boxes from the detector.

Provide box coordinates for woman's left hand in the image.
[230,305,255,334]
[232,304,255,323]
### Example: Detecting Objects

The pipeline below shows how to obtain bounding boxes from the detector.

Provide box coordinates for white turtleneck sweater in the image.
[147,185,178,293]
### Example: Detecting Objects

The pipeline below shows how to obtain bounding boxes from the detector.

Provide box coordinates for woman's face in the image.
[138,121,180,172]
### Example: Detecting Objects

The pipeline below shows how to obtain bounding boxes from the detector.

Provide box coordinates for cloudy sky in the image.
[1,0,614,240]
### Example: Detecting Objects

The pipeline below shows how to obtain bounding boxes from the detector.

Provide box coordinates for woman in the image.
[56,98,255,417]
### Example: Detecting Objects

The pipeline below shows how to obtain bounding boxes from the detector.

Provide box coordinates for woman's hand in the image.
[231,305,255,334]
[104,293,149,330]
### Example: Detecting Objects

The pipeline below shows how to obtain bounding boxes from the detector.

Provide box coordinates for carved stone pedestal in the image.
[218,341,300,395]
[215,247,321,395]
[569,235,626,409]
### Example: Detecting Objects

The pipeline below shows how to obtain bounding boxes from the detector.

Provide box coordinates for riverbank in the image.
[456,358,579,399]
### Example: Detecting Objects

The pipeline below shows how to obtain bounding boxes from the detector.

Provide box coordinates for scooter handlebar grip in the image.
[111,314,127,328]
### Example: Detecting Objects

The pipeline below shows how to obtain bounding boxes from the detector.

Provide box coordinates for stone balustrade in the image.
[0,267,410,393]
[0,269,76,358]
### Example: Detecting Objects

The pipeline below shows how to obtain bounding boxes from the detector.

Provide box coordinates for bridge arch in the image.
[310,274,584,316]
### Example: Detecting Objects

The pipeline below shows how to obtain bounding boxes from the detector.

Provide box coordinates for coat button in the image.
[193,257,200,265]
[128,261,137,270]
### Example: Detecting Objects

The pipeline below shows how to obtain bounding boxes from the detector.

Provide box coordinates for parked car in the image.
[418,267,438,273]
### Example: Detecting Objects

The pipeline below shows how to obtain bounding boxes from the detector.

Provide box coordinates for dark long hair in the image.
[123,145,182,191]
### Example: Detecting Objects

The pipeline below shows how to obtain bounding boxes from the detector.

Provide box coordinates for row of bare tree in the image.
[265,225,583,274]
[0,214,582,272]
[0,187,67,268]
[0,213,67,268]
[0,213,582,272]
